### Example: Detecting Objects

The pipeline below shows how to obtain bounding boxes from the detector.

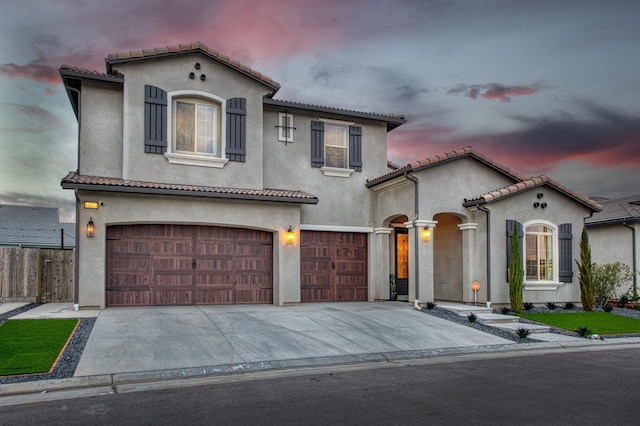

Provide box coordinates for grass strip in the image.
[0,319,79,376]
[518,312,640,335]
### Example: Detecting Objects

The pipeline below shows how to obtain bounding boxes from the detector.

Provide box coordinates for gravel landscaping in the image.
[0,304,95,385]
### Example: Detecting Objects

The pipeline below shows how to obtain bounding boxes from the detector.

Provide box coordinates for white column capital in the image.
[374,227,393,234]
[458,222,478,231]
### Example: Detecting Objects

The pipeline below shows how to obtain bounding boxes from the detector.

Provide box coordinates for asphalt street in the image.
[1,347,639,425]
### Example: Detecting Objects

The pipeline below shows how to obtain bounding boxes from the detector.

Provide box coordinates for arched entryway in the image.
[433,213,463,301]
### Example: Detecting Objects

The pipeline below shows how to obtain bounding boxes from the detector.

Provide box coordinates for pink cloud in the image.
[448,83,540,102]
[0,63,60,84]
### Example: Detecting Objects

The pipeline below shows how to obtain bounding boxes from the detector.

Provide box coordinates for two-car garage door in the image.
[106,225,273,306]
[106,225,368,306]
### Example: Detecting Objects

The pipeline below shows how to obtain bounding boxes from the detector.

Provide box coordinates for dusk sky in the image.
[1,0,638,222]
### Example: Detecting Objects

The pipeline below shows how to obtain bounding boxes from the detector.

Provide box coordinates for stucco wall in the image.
[79,81,123,177]
[109,54,272,189]
[76,190,301,309]
[262,107,389,227]
[488,188,592,305]
[589,223,638,297]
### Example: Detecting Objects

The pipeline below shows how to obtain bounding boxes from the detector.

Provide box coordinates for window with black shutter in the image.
[144,85,167,154]
[226,98,246,162]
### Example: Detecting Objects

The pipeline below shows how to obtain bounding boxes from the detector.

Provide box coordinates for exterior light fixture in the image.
[84,201,99,209]
[86,217,95,238]
[285,226,295,246]
[421,227,432,243]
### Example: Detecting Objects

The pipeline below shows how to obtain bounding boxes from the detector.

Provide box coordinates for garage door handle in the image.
[192,259,197,269]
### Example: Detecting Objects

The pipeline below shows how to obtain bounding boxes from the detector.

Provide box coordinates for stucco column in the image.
[406,220,437,306]
[458,223,479,304]
[373,228,392,301]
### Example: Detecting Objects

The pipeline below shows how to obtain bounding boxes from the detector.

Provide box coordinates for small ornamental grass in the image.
[467,313,477,323]
[516,327,531,339]
[425,301,437,310]
[516,312,640,336]
[0,319,79,376]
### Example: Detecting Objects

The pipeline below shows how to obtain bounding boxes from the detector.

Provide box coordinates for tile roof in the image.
[264,98,406,131]
[59,65,124,84]
[366,147,525,188]
[0,205,75,248]
[463,175,602,212]
[585,194,640,225]
[105,41,280,94]
[61,172,318,204]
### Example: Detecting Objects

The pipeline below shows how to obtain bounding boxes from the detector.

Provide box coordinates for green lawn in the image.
[518,312,640,335]
[0,319,79,376]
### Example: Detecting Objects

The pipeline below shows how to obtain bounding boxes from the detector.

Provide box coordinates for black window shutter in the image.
[144,85,167,154]
[558,223,573,283]
[506,220,523,280]
[226,98,246,162]
[311,121,324,167]
[349,126,362,171]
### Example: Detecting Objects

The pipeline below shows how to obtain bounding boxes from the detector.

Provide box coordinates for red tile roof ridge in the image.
[106,41,280,91]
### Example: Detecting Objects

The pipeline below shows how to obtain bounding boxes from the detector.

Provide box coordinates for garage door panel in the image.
[107,224,273,306]
[301,231,367,302]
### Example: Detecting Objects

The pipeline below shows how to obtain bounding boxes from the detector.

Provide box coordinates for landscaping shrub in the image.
[593,262,633,308]
[564,303,574,310]
[545,302,557,310]
[425,301,437,310]
[467,313,477,323]
[575,326,592,337]
[603,305,613,313]
[523,302,534,311]
[500,307,511,315]
[516,327,531,339]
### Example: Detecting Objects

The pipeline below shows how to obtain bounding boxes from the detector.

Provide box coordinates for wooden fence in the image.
[0,247,75,303]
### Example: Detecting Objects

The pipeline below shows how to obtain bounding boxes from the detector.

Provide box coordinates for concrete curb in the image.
[3,338,640,398]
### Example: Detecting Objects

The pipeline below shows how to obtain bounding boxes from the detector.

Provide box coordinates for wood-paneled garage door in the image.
[300,231,368,302]
[106,225,273,306]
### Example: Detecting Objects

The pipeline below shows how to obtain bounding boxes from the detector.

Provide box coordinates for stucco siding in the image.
[263,108,388,227]
[79,82,123,177]
[110,54,271,189]
[590,224,637,296]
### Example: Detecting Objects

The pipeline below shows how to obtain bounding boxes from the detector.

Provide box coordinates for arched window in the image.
[524,221,558,282]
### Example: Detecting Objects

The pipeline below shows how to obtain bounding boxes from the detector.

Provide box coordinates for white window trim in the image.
[278,112,294,143]
[522,219,562,291]
[164,90,229,168]
[320,166,355,178]
[319,117,355,174]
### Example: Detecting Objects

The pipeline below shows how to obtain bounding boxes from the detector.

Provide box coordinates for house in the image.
[0,204,75,249]
[586,195,640,297]
[59,42,601,309]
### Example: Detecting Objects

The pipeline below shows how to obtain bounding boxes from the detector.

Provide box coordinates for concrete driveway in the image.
[73,302,514,377]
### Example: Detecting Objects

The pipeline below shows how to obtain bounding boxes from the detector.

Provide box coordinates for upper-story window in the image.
[324,123,348,168]
[310,118,362,177]
[278,112,294,143]
[174,97,221,156]
[144,85,246,168]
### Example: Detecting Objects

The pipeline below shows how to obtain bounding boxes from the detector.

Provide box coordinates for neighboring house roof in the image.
[0,205,75,248]
[105,41,281,95]
[366,147,525,188]
[263,98,406,131]
[61,172,319,204]
[585,194,640,226]
[463,175,602,212]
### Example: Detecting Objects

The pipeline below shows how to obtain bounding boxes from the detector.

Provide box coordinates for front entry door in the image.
[395,228,409,295]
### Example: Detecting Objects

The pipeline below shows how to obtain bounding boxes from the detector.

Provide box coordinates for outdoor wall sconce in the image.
[421,227,432,243]
[86,217,95,238]
[285,226,295,246]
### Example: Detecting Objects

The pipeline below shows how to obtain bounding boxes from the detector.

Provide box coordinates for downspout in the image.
[623,222,638,298]
[476,205,491,306]
[403,172,420,306]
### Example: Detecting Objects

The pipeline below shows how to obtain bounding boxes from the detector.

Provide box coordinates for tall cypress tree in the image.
[577,226,595,311]
[508,221,524,313]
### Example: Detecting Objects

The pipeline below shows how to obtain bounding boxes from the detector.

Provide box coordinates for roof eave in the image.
[61,181,318,205]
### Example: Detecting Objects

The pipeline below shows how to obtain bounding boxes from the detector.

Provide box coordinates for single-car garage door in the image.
[300,231,368,302]
[106,224,273,306]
